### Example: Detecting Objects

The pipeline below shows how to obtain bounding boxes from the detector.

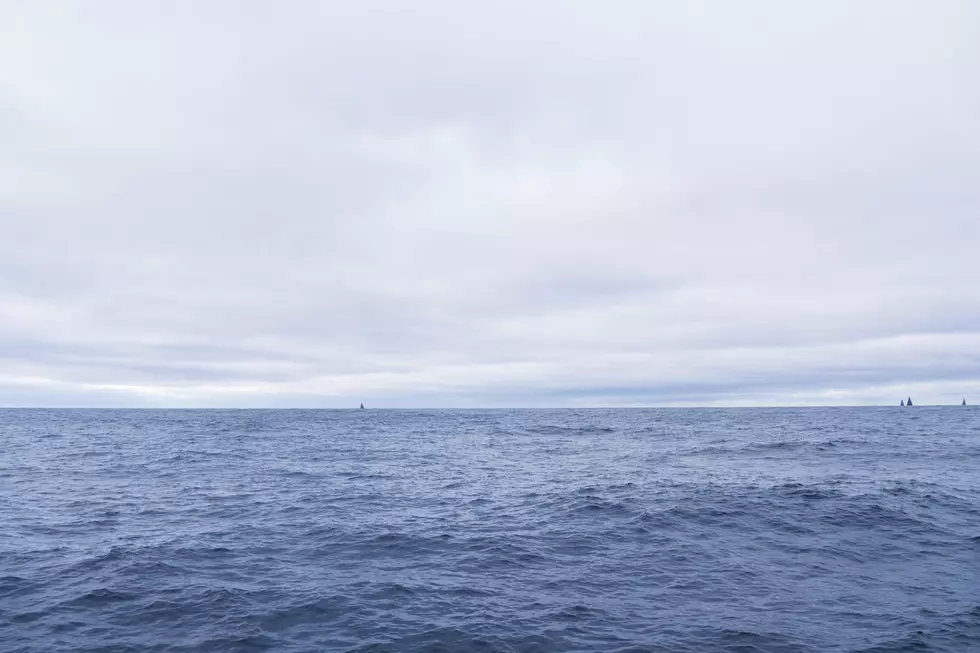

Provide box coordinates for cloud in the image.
[1,0,978,406]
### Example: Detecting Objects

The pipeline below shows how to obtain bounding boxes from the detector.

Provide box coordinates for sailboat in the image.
[964,399,968,406]
[907,397,913,407]
[360,403,365,410]
[901,400,905,406]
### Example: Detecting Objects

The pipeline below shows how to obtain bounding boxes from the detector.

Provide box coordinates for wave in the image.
[0,575,34,600]
[524,424,617,436]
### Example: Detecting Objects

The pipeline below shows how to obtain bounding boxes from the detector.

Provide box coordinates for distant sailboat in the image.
[360,403,365,410]
[907,397,913,407]
[901,400,905,406]
[964,398,968,406]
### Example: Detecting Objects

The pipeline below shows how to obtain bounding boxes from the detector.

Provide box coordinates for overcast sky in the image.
[1,1,978,407]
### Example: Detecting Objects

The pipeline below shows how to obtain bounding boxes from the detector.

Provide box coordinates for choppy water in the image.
[2,408,980,652]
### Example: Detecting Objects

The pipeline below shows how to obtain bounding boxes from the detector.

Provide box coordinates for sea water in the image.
[2,408,979,652]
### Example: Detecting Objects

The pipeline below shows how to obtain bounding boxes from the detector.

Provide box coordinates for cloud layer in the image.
[2,1,978,406]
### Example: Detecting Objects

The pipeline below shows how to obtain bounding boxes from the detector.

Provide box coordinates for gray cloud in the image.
[1,1,978,407]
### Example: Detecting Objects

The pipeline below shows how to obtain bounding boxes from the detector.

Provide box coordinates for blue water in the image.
[2,408,980,652]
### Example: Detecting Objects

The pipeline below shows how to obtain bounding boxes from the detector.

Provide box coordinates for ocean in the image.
[2,407,979,652]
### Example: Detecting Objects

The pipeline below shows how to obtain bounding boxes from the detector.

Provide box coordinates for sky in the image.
[1,1,978,408]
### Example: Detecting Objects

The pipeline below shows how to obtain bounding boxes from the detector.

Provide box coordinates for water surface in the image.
[2,408,979,652]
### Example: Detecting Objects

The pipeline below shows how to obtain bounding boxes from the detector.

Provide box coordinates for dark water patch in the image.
[742,439,807,453]
[770,482,843,501]
[525,424,617,436]
[819,501,945,535]
[0,574,34,599]
[457,537,547,569]
[63,587,135,607]
[336,471,398,480]
[852,632,931,652]
[566,496,634,518]
[699,628,811,652]
[257,593,352,629]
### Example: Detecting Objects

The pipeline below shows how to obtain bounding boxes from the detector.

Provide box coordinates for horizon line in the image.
[0,404,970,410]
